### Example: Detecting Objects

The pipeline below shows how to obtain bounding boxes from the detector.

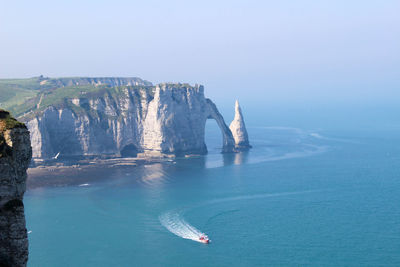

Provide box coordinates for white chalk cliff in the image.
[229,100,251,150]
[23,82,250,159]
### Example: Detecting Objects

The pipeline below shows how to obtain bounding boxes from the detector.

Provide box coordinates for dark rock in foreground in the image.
[0,110,32,267]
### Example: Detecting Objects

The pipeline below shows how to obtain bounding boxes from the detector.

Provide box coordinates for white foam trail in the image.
[309,133,359,144]
[160,190,321,242]
[250,126,304,134]
[27,230,32,234]
[206,144,328,169]
[159,210,204,242]
[79,183,90,187]
[310,133,323,139]
[249,145,327,164]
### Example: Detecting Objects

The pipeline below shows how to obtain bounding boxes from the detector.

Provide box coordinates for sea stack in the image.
[229,100,251,150]
[0,110,32,267]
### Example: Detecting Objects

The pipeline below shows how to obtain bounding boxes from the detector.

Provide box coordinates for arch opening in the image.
[205,118,223,154]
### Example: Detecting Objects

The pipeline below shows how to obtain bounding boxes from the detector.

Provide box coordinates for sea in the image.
[24,105,400,266]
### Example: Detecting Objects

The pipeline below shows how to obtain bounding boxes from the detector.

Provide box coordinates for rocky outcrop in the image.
[0,110,32,267]
[22,82,249,159]
[142,84,236,155]
[229,100,251,150]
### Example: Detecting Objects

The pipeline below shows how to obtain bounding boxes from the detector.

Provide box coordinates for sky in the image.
[1,0,399,108]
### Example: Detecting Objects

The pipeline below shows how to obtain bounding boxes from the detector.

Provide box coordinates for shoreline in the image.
[27,157,176,189]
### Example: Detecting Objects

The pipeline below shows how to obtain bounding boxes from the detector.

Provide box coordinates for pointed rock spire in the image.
[229,100,251,150]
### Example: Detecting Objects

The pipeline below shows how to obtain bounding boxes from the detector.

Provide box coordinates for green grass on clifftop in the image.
[0,78,42,111]
[0,109,26,158]
[0,109,26,131]
[0,77,197,119]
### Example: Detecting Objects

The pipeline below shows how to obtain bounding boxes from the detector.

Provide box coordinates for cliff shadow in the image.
[120,144,138,157]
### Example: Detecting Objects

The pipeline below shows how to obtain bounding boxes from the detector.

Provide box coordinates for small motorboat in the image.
[199,235,210,244]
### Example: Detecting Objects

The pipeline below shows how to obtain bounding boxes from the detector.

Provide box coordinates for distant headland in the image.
[0,77,251,161]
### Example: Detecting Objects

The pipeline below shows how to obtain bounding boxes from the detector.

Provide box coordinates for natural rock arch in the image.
[26,83,250,159]
[205,99,236,153]
[141,85,238,156]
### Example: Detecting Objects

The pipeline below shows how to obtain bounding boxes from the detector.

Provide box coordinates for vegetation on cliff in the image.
[0,77,202,121]
[0,109,26,130]
[0,109,26,158]
[0,76,152,118]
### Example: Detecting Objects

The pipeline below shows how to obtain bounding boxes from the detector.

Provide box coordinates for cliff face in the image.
[26,86,155,158]
[0,110,32,267]
[22,82,249,159]
[142,84,235,155]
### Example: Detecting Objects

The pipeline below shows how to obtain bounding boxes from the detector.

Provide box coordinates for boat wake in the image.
[159,210,205,243]
[160,190,321,243]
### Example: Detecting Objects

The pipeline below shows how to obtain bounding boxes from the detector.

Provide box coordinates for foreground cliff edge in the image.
[0,77,251,160]
[0,110,32,267]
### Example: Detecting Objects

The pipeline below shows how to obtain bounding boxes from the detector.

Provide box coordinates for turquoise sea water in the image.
[25,111,400,266]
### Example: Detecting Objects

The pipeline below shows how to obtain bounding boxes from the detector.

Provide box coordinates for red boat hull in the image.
[199,236,210,244]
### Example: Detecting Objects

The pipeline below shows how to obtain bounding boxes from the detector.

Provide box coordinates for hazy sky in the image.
[1,0,399,106]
